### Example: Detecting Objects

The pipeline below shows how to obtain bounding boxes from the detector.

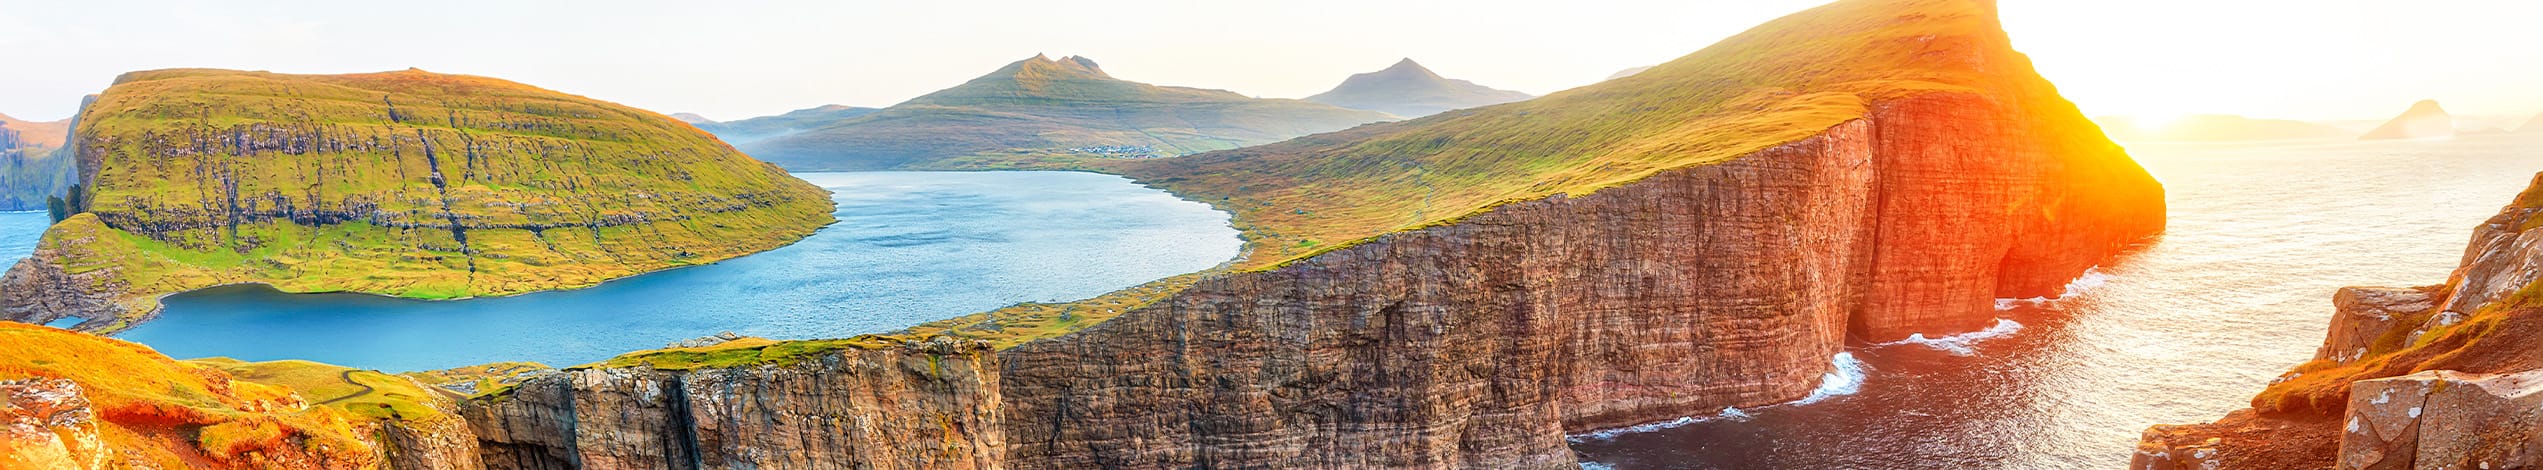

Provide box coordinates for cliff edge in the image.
[2136,173,2543,469]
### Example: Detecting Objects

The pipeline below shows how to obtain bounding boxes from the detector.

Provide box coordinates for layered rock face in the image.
[465,339,1005,470]
[0,69,833,331]
[995,88,2159,468]
[2137,173,2543,469]
[2338,370,2543,469]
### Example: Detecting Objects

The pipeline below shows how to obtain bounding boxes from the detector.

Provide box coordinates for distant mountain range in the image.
[2360,100,2455,140]
[1303,59,1532,118]
[2094,115,2350,142]
[1606,66,1654,81]
[2522,113,2543,133]
[738,55,1393,171]
[689,105,880,144]
[669,112,713,124]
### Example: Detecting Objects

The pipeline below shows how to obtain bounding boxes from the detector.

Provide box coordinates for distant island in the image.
[1303,58,1532,118]
[2094,114,2349,142]
[2359,99,2455,140]
[2522,112,2543,133]
[736,54,1393,171]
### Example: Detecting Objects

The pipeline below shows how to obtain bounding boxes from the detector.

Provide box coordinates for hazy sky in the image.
[0,1,2537,124]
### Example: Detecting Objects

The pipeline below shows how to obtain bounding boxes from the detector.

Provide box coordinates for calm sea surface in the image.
[1571,134,2543,468]
[77,171,1241,371]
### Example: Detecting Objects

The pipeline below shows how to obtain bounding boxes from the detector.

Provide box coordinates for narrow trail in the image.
[312,369,377,406]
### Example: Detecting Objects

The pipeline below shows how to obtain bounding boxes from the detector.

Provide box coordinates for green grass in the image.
[33,68,837,329]
[581,336,904,371]
[1101,0,2061,271]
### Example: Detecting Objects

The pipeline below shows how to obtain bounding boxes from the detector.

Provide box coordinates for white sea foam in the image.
[1877,318,2024,356]
[1578,462,1618,470]
[1793,351,1869,405]
[1995,266,2114,307]
[1568,353,1867,441]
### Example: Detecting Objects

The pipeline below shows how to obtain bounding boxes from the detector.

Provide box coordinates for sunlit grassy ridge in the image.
[0,322,401,468]
[883,0,2106,347]
[40,68,833,327]
[740,55,1396,171]
[1097,0,2046,270]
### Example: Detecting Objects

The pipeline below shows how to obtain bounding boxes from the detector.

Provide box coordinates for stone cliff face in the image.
[994,86,2162,468]
[463,338,1005,470]
[2137,173,2543,469]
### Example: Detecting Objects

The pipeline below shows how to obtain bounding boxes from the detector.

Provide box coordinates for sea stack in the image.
[0,69,835,331]
[2360,99,2456,140]
[1303,58,1534,118]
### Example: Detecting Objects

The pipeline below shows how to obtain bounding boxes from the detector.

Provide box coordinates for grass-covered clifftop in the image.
[740,55,1396,171]
[1094,0,2107,270]
[885,0,2138,346]
[4,68,833,330]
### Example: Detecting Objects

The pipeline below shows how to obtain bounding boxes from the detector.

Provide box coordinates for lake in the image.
[76,171,1241,371]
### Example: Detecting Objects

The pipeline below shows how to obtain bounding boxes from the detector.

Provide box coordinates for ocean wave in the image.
[1996,266,2114,307]
[1793,351,1868,405]
[1876,318,2023,356]
[1567,352,1869,442]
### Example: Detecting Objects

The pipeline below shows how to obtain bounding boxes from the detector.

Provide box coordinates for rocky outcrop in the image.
[2360,100,2456,140]
[2136,173,2543,468]
[0,219,135,329]
[2316,287,2437,363]
[0,378,105,469]
[2338,370,2543,469]
[464,338,1005,470]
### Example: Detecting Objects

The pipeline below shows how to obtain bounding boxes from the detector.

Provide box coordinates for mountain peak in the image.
[1305,58,1529,118]
[2362,99,2455,140]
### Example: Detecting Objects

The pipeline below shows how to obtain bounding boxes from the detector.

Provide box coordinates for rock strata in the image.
[2338,369,2543,469]
[465,338,1005,470]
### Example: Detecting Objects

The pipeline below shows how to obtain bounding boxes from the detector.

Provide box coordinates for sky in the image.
[0,0,2537,124]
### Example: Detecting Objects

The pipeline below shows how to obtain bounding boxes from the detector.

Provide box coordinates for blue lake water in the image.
[0,211,48,266]
[60,171,1242,372]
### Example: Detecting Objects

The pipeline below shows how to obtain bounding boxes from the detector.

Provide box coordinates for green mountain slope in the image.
[690,104,879,144]
[2,68,834,330]
[1304,58,1533,118]
[1097,0,2137,269]
[739,55,1395,171]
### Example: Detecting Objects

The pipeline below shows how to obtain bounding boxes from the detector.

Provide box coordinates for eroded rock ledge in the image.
[2136,173,2543,470]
